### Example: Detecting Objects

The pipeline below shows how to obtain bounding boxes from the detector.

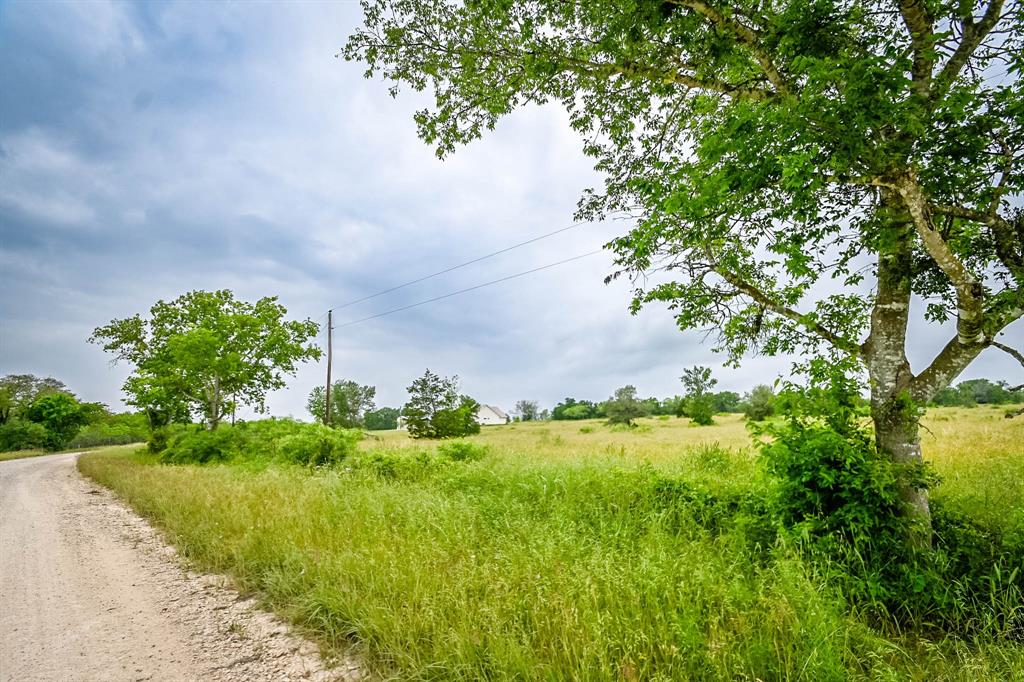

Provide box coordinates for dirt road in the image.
[0,452,361,682]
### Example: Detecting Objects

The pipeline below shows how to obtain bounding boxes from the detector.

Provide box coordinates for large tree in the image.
[346,0,1024,535]
[91,290,321,429]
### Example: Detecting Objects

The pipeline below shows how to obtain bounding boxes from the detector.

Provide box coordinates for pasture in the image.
[79,406,1024,680]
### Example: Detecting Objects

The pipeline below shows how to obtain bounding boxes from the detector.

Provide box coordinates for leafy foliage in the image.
[401,369,481,438]
[0,419,49,452]
[743,384,777,422]
[68,411,150,448]
[307,379,377,428]
[552,397,600,420]
[436,439,489,462]
[0,374,68,425]
[931,379,1024,406]
[682,366,718,425]
[25,393,98,450]
[364,406,401,431]
[90,290,321,429]
[160,419,361,467]
[604,385,648,425]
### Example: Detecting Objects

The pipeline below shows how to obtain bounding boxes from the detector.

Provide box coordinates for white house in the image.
[476,404,509,426]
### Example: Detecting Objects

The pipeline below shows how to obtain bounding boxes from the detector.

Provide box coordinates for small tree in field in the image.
[515,399,540,422]
[307,380,376,428]
[682,366,717,426]
[744,385,777,422]
[401,369,480,439]
[604,385,647,426]
[90,290,320,430]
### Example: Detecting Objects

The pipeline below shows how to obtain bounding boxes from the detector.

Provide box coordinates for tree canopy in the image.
[0,374,68,425]
[90,290,321,429]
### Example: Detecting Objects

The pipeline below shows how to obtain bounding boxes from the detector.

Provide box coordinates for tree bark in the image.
[864,193,932,546]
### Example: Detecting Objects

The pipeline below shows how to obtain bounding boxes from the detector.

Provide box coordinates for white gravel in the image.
[0,452,364,682]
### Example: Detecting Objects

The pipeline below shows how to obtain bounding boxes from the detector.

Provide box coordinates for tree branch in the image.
[911,309,1024,402]
[933,0,1006,98]
[666,0,790,95]
[931,202,1012,230]
[897,0,934,97]
[929,203,1023,277]
[993,340,1024,369]
[716,270,863,357]
[894,173,987,344]
[566,56,774,101]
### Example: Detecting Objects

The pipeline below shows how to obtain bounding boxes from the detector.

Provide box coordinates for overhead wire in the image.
[332,221,590,310]
[335,249,604,329]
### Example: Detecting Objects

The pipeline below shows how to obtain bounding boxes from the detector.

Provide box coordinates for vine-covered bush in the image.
[159,419,361,466]
[760,362,1022,636]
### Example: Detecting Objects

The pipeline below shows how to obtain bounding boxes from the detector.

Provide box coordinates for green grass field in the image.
[78,406,1024,680]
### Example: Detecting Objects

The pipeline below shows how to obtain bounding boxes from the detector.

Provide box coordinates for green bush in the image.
[161,426,250,464]
[278,424,360,466]
[436,439,488,462]
[686,397,715,425]
[761,363,1024,636]
[160,419,361,467]
[0,419,49,451]
[68,420,149,448]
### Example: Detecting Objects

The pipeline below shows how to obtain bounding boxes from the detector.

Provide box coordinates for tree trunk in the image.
[871,396,931,545]
[865,192,932,547]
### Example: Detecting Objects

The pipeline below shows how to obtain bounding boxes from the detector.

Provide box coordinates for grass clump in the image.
[436,439,488,462]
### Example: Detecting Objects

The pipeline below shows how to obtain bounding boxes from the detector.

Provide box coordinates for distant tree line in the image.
[0,374,149,452]
[929,379,1023,407]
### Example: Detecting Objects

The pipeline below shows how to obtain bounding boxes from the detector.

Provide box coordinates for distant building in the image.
[477,404,509,426]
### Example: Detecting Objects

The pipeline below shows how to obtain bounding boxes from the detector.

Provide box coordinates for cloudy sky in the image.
[1,1,1019,418]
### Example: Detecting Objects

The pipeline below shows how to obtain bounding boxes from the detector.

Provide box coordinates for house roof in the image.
[479,404,508,420]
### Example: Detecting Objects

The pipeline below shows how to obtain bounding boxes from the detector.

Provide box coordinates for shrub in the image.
[278,424,360,466]
[436,440,488,462]
[161,426,250,464]
[68,419,149,448]
[0,419,49,452]
[686,397,715,425]
[159,419,362,467]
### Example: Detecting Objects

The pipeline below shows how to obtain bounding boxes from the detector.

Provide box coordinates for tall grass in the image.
[78,408,1024,680]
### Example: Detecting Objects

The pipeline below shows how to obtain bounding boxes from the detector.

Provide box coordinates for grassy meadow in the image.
[78,406,1024,680]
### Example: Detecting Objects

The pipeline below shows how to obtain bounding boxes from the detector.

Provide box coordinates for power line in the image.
[334,221,589,310]
[335,250,603,329]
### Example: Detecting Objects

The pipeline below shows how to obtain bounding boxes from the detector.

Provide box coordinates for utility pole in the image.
[325,309,333,426]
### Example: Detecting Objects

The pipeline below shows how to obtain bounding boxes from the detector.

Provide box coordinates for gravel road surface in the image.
[0,452,362,682]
